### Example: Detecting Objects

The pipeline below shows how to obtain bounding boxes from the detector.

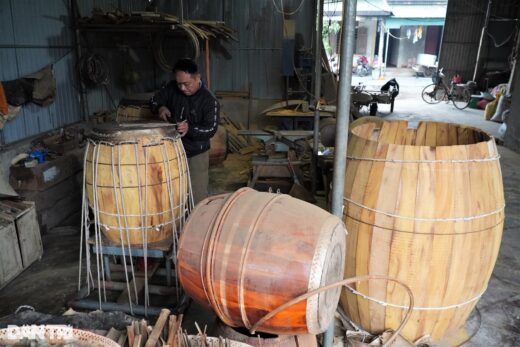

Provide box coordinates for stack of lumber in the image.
[220,115,260,155]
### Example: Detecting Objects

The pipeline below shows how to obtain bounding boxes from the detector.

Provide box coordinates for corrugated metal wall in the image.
[0,0,82,145]
[440,0,520,81]
[1,0,315,145]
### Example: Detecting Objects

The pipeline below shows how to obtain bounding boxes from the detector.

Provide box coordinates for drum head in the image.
[89,121,178,142]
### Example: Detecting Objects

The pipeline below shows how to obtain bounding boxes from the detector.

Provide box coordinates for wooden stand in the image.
[72,235,185,316]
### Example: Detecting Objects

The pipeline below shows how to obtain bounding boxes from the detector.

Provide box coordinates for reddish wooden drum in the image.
[177,188,346,335]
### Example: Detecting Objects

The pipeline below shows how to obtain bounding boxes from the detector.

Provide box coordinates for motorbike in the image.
[353,56,371,77]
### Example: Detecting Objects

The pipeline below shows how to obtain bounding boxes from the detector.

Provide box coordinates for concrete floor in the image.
[0,70,518,345]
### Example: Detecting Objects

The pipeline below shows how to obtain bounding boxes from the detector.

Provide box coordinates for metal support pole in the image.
[312,0,324,195]
[507,28,520,94]
[384,29,389,67]
[378,18,384,78]
[71,0,89,121]
[324,0,357,345]
[473,0,493,82]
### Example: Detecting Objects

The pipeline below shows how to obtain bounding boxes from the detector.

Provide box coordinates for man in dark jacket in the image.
[151,58,219,204]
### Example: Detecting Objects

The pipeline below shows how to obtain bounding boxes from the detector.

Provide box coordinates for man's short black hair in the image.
[173,58,199,75]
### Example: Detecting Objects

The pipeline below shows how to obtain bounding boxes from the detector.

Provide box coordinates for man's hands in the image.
[158,106,171,122]
[158,106,188,136]
[177,121,189,137]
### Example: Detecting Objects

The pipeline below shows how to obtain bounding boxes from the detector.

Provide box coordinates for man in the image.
[151,58,219,205]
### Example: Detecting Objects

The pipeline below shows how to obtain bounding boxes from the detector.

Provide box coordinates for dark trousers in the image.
[188,150,209,205]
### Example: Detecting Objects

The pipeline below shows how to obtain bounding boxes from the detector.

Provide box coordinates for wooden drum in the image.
[84,122,191,245]
[341,119,504,341]
[177,188,347,335]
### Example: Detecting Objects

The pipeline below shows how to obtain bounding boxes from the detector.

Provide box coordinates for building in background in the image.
[323,0,447,70]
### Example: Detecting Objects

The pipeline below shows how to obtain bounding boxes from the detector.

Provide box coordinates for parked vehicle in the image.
[353,55,371,77]
[421,68,474,110]
[351,79,399,116]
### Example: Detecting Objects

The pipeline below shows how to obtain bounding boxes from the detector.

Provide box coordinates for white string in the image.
[78,141,89,292]
[272,0,305,16]
[346,285,486,311]
[122,143,138,305]
[115,144,135,313]
[346,155,501,164]
[160,139,181,300]
[143,146,150,313]
[344,197,505,222]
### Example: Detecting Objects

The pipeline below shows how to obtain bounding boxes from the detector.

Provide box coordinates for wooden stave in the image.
[85,132,189,245]
[177,188,346,335]
[340,120,504,341]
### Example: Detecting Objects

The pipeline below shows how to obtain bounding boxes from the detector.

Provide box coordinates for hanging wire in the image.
[272,0,306,16]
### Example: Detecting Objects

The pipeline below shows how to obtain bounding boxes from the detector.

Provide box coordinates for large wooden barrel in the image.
[85,122,191,245]
[177,187,346,335]
[341,119,504,341]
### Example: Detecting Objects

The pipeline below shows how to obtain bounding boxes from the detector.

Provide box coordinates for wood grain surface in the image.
[340,119,504,341]
[85,126,190,245]
[177,188,346,335]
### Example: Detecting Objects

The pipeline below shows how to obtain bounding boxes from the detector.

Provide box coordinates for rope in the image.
[14,305,35,314]
[343,197,504,223]
[250,275,414,347]
[78,141,90,292]
[143,146,150,313]
[345,213,504,236]
[112,146,133,314]
[152,27,200,72]
[79,53,109,86]
[345,285,485,311]
[346,154,501,164]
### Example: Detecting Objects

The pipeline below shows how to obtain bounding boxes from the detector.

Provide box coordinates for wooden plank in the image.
[15,205,42,268]
[399,145,436,338]
[415,122,427,146]
[385,144,420,332]
[355,121,397,331]
[0,222,24,289]
[425,122,437,146]
[420,144,456,336]
[144,308,170,347]
[106,327,121,342]
[368,142,404,331]
[436,122,449,146]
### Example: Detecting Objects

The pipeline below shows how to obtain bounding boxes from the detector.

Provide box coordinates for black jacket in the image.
[151,81,220,157]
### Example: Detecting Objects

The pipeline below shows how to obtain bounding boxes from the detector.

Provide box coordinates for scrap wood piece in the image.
[127,324,135,347]
[105,327,121,342]
[132,334,142,347]
[144,308,171,347]
[260,99,310,114]
[117,331,128,347]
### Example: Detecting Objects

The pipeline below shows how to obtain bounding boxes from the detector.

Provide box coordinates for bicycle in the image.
[421,68,473,110]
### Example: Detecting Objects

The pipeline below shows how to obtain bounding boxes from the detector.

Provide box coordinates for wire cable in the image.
[272,0,306,16]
